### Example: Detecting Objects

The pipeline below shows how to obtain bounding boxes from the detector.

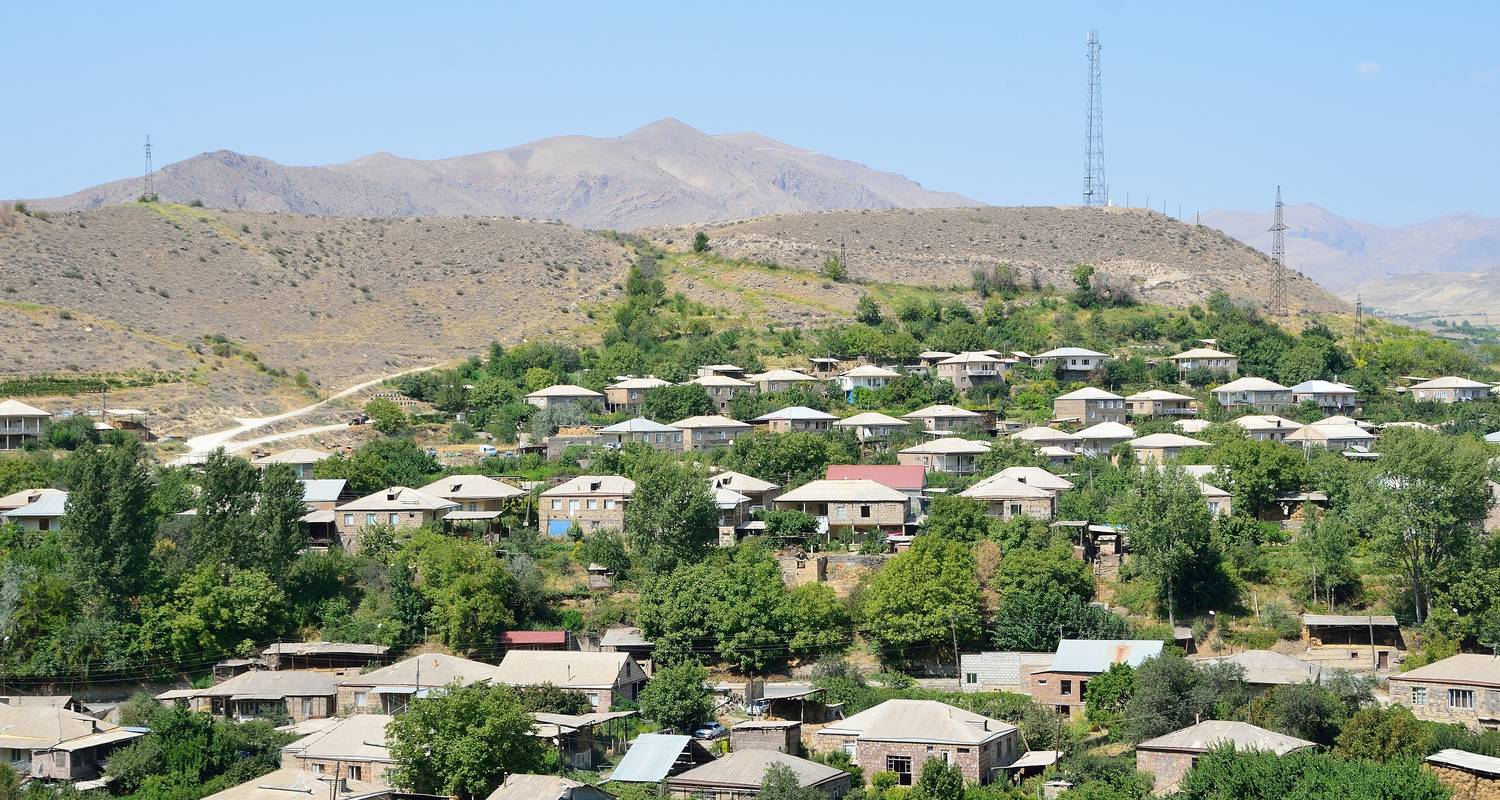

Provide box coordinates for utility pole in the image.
[1268,186,1288,315]
[142,135,154,200]
[1083,31,1107,206]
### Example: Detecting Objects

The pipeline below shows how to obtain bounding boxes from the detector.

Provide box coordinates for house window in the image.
[570,500,580,511]
[586,692,600,709]
[38,519,49,531]
[365,513,376,525]
[860,505,871,518]
[551,499,562,510]
[587,499,598,510]
[347,766,362,781]
[310,763,323,775]
[965,673,978,684]
[344,514,354,527]
[301,697,314,718]
[1061,680,1073,696]
[1008,503,1022,517]
[1411,687,1427,705]
[353,692,367,708]
[1450,689,1475,710]
[886,756,913,786]
[388,513,399,525]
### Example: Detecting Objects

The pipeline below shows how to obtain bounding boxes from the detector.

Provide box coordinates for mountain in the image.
[655,206,1348,313]
[28,119,978,229]
[1200,205,1500,318]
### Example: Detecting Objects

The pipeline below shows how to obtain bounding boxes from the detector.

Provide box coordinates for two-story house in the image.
[686,374,754,413]
[603,377,673,414]
[897,438,991,475]
[1125,389,1197,417]
[1052,388,1126,426]
[598,418,684,451]
[333,487,457,550]
[1211,377,1292,412]
[1073,421,1136,457]
[1289,380,1360,413]
[833,412,911,444]
[835,365,903,401]
[752,406,837,433]
[539,475,634,536]
[745,369,822,394]
[902,404,985,433]
[1031,347,1109,379]
[708,469,780,512]
[0,400,50,451]
[1167,347,1239,379]
[417,474,525,536]
[772,478,911,536]
[935,352,1004,392]
[1410,376,1493,403]
[1234,415,1302,442]
[672,415,752,451]
[525,384,605,410]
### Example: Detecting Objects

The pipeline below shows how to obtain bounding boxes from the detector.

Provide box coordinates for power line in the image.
[1268,186,1288,315]
[1084,31,1107,207]
[142,134,154,200]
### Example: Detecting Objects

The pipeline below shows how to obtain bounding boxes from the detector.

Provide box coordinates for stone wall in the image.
[1427,764,1500,800]
[1390,679,1500,728]
[1136,749,1193,794]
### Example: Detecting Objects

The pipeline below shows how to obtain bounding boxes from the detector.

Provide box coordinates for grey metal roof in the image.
[300,479,346,504]
[1301,613,1399,627]
[194,669,338,699]
[1137,720,1315,755]
[817,699,1014,745]
[1388,654,1500,687]
[1050,639,1162,673]
[1428,748,1500,777]
[667,750,846,790]
[610,734,704,783]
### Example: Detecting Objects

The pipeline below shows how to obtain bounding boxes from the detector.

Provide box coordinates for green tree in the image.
[1211,438,1306,518]
[992,591,1132,651]
[1084,662,1136,729]
[860,536,982,662]
[625,461,717,575]
[855,295,883,326]
[760,762,824,800]
[821,255,848,282]
[514,683,592,715]
[255,463,308,576]
[47,415,99,450]
[1114,465,1221,625]
[577,528,630,577]
[640,384,714,423]
[1069,263,1099,308]
[0,456,51,495]
[787,582,852,660]
[692,231,710,253]
[638,661,714,732]
[193,450,260,565]
[1333,704,1432,761]
[910,757,966,800]
[1295,508,1358,606]
[60,438,155,602]
[764,509,820,539]
[365,397,409,435]
[1121,651,1247,743]
[992,545,1094,602]
[386,682,543,799]
[921,495,999,543]
[1176,748,1448,800]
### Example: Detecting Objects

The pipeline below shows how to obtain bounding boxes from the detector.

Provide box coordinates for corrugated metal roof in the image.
[825,464,925,491]
[776,478,910,504]
[817,699,1013,745]
[610,734,701,783]
[1302,613,1399,627]
[1050,639,1162,673]
[1389,654,1500,686]
[1428,748,1500,777]
[668,750,845,790]
[1137,721,1315,755]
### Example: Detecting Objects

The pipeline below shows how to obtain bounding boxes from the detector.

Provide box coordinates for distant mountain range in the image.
[1201,204,1500,319]
[28,119,977,229]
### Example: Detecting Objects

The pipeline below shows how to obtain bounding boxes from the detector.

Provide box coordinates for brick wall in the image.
[1022,670,1092,719]
[539,498,628,534]
[840,734,1017,786]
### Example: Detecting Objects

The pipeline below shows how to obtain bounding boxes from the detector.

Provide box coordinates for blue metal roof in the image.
[1050,639,1163,673]
[610,734,694,783]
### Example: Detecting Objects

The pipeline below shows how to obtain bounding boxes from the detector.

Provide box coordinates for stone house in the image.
[836,365,903,401]
[1426,749,1500,797]
[251,448,332,479]
[1125,433,1211,465]
[280,713,394,785]
[1167,347,1238,378]
[0,399,50,451]
[598,418,683,451]
[825,465,926,506]
[493,651,647,712]
[604,377,672,414]
[1234,415,1303,442]
[539,475,634,537]
[897,438,991,475]
[416,474,525,535]
[731,720,801,754]
[1023,640,1163,719]
[687,374,755,413]
[666,750,850,799]
[672,415,752,451]
[697,364,747,380]
[772,479,911,536]
[1284,422,1377,452]
[333,487,457,550]
[814,699,1019,787]
[1211,377,1292,412]
[168,670,338,723]
[918,351,957,370]
[1052,388,1126,426]
[0,704,143,782]
[708,469,780,512]
[902,404,987,433]
[752,406,837,433]
[959,476,1055,521]
[934,352,1004,392]
[1390,654,1500,728]
[526,384,606,410]
[833,412,911,444]
[991,466,1075,494]
[335,653,498,715]
[1072,421,1135,457]
[1012,427,1079,453]
[489,774,616,800]
[1031,347,1108,379]
[745,369,822,394]
[1136,721,1313,793]
[1125,389,1197,417]
[1289,380,1360,412]
[1409,376,1493,403]
[1301,614,1403,671]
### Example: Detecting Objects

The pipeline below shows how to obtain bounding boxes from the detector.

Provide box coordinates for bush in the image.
[820,256,848,282]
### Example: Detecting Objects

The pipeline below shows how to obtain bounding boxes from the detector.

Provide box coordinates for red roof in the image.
[825,464,926,492]
[502,630,568,646]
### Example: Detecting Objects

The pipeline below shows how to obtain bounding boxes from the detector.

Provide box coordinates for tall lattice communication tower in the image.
[1268,186,1289,314]
[142,135,154,199]
[1084,31,1107,206]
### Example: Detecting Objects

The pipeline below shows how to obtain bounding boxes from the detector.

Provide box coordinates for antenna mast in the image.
[1084,31,1107,207]
[1268,186,1288,314]
[142,135,154,200]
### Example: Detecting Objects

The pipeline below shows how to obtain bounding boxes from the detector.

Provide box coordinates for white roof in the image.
[841,365,903,378]
[1285,424,1376,443]
[1128,433,1211,449]
[1055,387,1123,401]
[338,654,496,690]
[777,478,909,504]
[1175,419,1212,433]
[1234,415,1302,431]
[1038,446,1078,458]
[1410,376,1492,390]
[671,414,752,430]
[835,412,910,428]
[1290,380,1357,394]
[300,479,347,504]
[1169,347,1237,360]
[899,438,992,455]
[542,475,636,496]
[1034,347,1107,359]
[752,406,837,422]
[687,374,753,387]
[1485,431,1500,443]
[903,404,982,420]
[712,487,751,508]
[1012,427,1077,443]
[0,487,64,510]
[599,417,681,434]
[283,713,394,763]
[1075,421,1135,440]
[1314,415,1371,428]
[526,384,604,399]
[492,650,640,690]
[335,486,457,513]
[3,490,68,519]
[0,399,50,417]
[1126,389,1194,402]
[1429,749,1500,778]
[817,699,1014,745]
[960,476,1053,501]
[708,469,779,494]
[1214,376,1289,393]
[1138,720,1314,756]
[937,352,1001,365]
[919,351,957,359]
[607,377,672,390]
[417,474,525,501]
[252,448,332,466]
[747,369,820,383]
[992,466,1074,491]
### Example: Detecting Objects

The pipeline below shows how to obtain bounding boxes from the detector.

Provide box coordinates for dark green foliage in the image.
[855,295,883,325]
[910,758,966,800]
[1175,747,1448,800]
[638,661,714,732]
[625,460,718,575]
[1121,650,1249,743]
[312,438,440,494]
[577,528,630,577]
[60,438,155,603]
[1114,465,1227,622]
[514,683,593,715]
[364,396,409,435]
[722,430,859,487]
[386,682,544,799]
[46,415,99,450]
[991,591,1132,651]
[692,231,710,253]
[1333,704,1433,760]
[859,536,982,662]
[105,706,294,797]
[1084,662,1136,729]
[640,383,714,423]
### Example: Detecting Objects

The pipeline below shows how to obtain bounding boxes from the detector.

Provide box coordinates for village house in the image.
[745,368,822,394]
[808,357,843,379]
[814,699,1020,787]
[772,479,911,536]
[1072,421,1135,457]
[251,448,331,479]
[203,766,387,800]
[1284,422,1377,452]
[280,713,395,785]
[918,351,957,370]
[713,486,754,546]
[959,475,1055,520]
[526,384,606,410]
[1198,478,1232,517]
[1167,347,1239,378]
[1390,654,1500,728]
[1257,490,1331,527]
[539,475,634,537]
[1031,347,1109,379]
[603,377,672,414]
[709,469,780,512]
[336,653,498,714]
[0,487,59,515]
[752,406,836,433]
[610,734,717,785]
[1126,432,1211,465]
[1012,427,1079,453]
[835,365,902,401]
[1052,388,1126,426]
[935,352,1004,392]
[298,479,348,546]
[502,631,570,652]
[1211,377,1293,412]
[897,437,991,475]
[1194,650,1322,692]
[489,774,616,800]
[1136,721,1314,793]
[334,487,457,549]
[1301,614,1403,671]
[697,364,747,380]
[902,404,985,433]
[166,670,338,723]
[493,651,647,711]
[825,465,926,507]
[672,415,753,450]
[1174,418,1212,434]
[0,399,50,451]
[731,720,802,754]
[1426,749,1500,797]
[960,652,1057,694]
[832,412,911,444]
[1234,414,1303,442]
[665,750,851,799]
[1125,389,1197,418]
[598,418,684,451]
[1289,380,1360,413]
[261,642,392,672]
[1410,376,1493,403]
[686,373,755,413]
[0,703,144,782]
[0,488,66,531]
[1023,640,1163,719]
[991,466,1075,495]
[417,473,525,534]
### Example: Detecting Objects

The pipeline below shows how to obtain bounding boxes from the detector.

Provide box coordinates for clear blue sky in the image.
[3,1,1496,225]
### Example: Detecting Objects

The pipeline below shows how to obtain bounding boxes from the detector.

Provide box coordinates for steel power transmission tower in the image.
[142,135,154,200]
[1084,31,1106,206]
[1268,186,1288,314]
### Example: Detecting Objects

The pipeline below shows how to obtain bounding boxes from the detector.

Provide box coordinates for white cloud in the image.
[1354,61,1383,78]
